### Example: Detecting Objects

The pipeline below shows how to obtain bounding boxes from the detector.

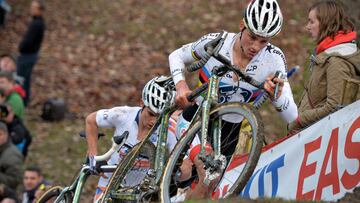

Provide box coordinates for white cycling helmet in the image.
[142,76,175,114]
[244,0,283,38]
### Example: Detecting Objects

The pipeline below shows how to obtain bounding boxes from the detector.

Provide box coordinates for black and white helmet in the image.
[244,0,283,38]
[142,76,176,114]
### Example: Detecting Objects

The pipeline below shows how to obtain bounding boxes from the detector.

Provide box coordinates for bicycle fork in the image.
[199,72,227,185]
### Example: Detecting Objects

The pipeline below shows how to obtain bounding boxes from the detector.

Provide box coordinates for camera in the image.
[0,104,9,118]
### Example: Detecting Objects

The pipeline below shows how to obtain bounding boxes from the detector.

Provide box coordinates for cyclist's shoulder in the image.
[97,106,141,121]
[258,43,287,66]
[192,31,235,46]
[111,106,141,112]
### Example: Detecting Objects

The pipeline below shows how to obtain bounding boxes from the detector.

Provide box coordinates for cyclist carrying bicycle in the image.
[169,0,298,199]
[85,76,176,202]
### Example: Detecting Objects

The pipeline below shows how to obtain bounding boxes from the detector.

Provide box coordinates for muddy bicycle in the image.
[36,131,129,203]
[100,32,274,202]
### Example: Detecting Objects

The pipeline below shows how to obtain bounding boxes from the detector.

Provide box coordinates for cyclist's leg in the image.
[175,104,199,139]
[93,149,119,203]
[94,175,112,203]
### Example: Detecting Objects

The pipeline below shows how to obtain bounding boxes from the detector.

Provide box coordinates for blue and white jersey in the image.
[169,32,297,123]
[94,106,178,195]
[96,106,158,164]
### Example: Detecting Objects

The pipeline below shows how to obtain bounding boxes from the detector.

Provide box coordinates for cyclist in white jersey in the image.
[85,76,176,202]
[168,0,298,200]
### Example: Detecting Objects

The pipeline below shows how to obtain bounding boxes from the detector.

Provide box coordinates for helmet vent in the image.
[252,15,258,30]
[268,17,279,34]
[263,13,269,30]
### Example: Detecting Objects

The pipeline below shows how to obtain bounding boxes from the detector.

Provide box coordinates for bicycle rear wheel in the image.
[160,102,264,202]
[100,140,156,202]
[36,186,72,203]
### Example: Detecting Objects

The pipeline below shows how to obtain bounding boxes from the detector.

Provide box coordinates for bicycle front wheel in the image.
[160,102,264,202]
[100,140,156,202]
[36,186,72,203]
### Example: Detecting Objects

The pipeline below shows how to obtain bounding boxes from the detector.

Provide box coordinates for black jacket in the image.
[7,116,32,158]
[19,16,45,54]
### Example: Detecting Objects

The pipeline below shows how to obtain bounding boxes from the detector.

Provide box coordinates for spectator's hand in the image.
[33,184,47,203]
[264,75,284,99]
[0,106,14,124]
[0,183,4,196]
[175,81,193,109]
[288,117,303,136]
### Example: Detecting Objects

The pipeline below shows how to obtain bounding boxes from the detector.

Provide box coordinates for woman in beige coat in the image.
[289,0,360,133]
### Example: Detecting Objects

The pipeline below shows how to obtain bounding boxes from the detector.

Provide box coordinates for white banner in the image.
[213,100,360,201]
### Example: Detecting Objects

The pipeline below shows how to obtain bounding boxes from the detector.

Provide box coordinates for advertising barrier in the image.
[214,100,360,201]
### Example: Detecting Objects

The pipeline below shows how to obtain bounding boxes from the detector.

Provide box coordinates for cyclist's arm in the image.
[169,32,220,85]
[272,81,298,123]
[86,112,99,157]
[169,43,195,85]
[267,49,298,123]
[86,107,127,157]
[169,33,221,108]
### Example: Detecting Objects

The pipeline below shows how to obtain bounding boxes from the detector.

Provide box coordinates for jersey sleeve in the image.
[268,48,298,123]
[95,107,128,128]
[169,32,221,84]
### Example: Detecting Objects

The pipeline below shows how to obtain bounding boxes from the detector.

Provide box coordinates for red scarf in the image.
[5,84,26,98]
[316,31,357,54]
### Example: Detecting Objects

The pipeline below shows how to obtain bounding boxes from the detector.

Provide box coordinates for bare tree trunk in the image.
[340,0,360,47]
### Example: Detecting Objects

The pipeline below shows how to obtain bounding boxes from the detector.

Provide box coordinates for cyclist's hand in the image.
[264,75,284,99]
[175,80,193,109]
[88,156,107,176]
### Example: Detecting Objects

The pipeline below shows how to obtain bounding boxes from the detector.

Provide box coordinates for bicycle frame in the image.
[38,132,128,203]
[154,106,176,183]
[153,70,223,181]
[54,166,90,203]
[52,165,117,203]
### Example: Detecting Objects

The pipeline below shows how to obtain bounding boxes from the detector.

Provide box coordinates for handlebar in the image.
[187,82,209,102]
[79,131,105,139]
[82,165,117,173]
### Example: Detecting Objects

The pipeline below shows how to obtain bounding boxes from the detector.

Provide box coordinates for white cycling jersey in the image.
[94,106,177,202]
[169,32,298,123]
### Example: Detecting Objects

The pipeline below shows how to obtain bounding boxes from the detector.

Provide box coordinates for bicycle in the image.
[101,32,270,203]
[99,76,178,202]
[36,131,129,203]
[159,31,271,202]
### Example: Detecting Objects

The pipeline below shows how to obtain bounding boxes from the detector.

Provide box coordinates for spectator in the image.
[0,184,19,203]
[288,0,360,133]
[0,0,11,28]
[0,103,32,158]
[0,1,4,28]
[17,0,45,106]
[0,54,25,86]
[0,54,16,72]
[0,72,25,119]
[22,166,50,203]
[0,121,23,192]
